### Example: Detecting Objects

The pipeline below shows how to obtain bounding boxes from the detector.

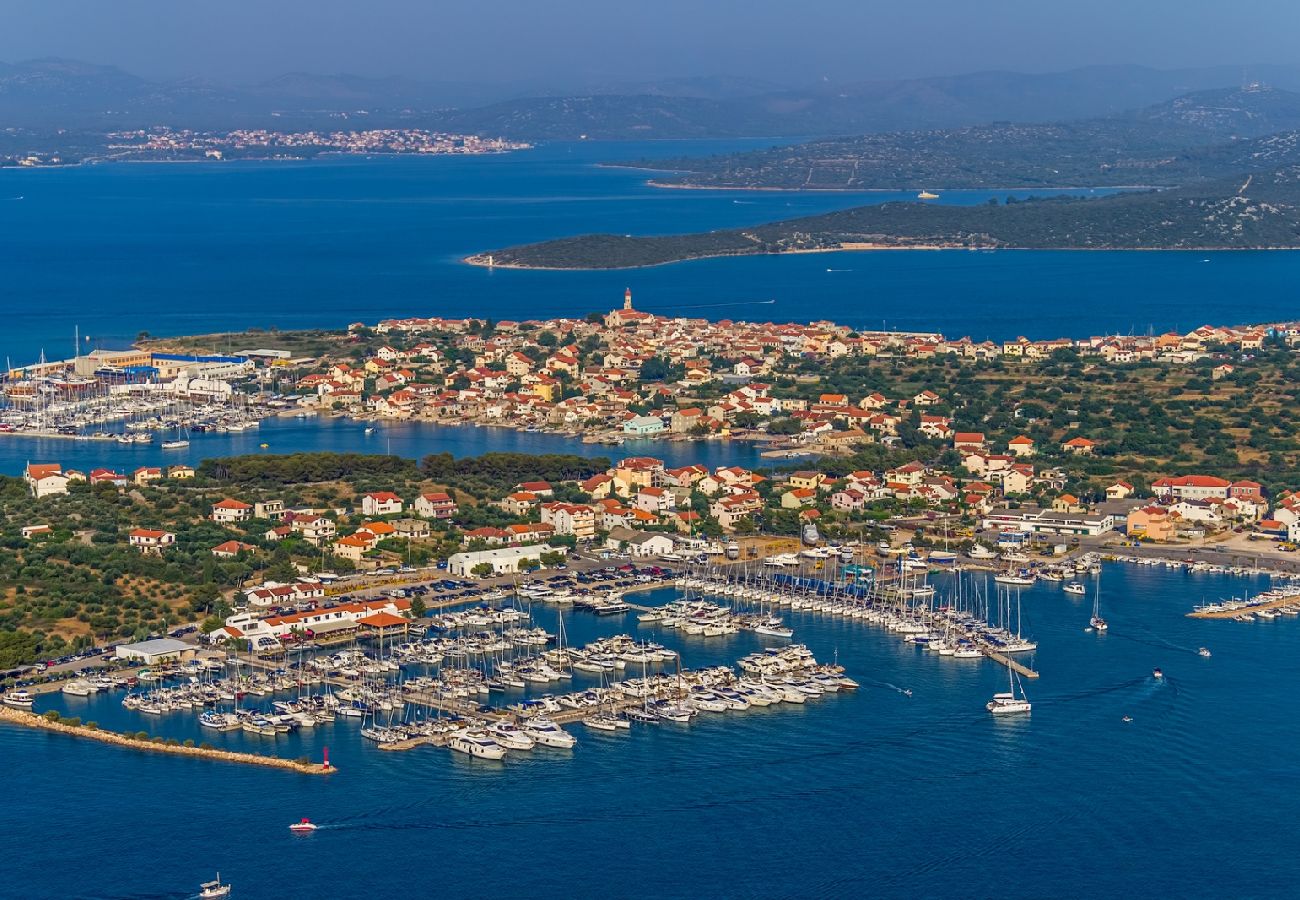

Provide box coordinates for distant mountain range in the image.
[625,87,1300,190]
[469,166,1300,269]
[6,57,1300,139]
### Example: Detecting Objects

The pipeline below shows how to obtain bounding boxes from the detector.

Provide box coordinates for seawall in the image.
[0,705,336,775]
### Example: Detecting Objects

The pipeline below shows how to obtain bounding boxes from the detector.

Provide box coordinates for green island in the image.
[617,87,1300,191]
[468,166,1300,269]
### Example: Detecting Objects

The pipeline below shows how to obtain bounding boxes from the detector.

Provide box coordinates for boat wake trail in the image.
[655,299,777,312]
[867,679,913,697]
[1108,628,1200,656]
[1039,677,1146,704]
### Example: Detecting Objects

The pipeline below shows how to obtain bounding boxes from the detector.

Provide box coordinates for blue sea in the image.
[4,145,1300,898]
[8,563,1300,899]
[3,141,1297,365]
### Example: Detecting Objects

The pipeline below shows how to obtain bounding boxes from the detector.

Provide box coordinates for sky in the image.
[5,0,1300,88]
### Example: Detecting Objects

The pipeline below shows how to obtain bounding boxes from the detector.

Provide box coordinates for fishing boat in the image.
[1063,582,1087,596]
[199,873,231,898]
[2,690,34,708]
[289,818,318,833]
[987,668,1032,715]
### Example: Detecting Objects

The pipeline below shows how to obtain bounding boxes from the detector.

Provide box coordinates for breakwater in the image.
[0,705,335,775]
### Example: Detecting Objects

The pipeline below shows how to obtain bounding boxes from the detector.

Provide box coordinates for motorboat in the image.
[1198,647,1212,658]
[522,717,576,748]
[1152,668,1164,680]
[486,721,536,751]
[2,690,34,708]
[61,679,95,696]
[289,818,318,833]
[1062,582,1087,596]
[199,873,232,898]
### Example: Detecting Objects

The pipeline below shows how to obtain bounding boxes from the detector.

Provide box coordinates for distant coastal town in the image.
[3,127,531,167]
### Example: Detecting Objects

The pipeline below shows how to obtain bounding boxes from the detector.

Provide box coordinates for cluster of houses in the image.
[299,295,1300,444]
[23,445,1292,569]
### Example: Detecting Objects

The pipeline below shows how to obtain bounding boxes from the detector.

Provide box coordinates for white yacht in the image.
[582,714,622,732]
[994,572,1036,586]
[61,679,95,696]
[522,717,576,748]
[449,729,507,760]
[988,668,1032,715]
[486,721,536,751]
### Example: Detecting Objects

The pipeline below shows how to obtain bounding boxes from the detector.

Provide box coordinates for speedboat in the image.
[199,873,231,898]
[1122,715,1133,724]
[1063,582,1087,596]
[289,818,318,833]
[1152,668,1164,680]
[1198,647,1212,658]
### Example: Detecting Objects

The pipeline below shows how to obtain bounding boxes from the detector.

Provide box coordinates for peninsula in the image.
[467,166,1300,269]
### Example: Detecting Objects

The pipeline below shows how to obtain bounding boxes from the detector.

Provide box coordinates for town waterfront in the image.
[6,143,1299,362]
[6,561,1299,898]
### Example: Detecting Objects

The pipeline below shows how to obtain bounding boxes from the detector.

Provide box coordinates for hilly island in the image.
[468,166,1300,269]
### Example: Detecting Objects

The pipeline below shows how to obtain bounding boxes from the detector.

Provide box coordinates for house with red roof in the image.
[129,528,175,555]
[212,498,253,523]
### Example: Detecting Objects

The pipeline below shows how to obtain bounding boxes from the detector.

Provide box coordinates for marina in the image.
[9,558,1295,898]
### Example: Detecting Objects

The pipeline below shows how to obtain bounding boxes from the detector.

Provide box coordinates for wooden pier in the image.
[981,648,1039,679]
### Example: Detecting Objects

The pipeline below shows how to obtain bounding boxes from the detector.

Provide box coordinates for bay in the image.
[4,141,1285,364]
[0,415,774,476]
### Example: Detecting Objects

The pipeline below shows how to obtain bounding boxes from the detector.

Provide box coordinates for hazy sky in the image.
[6,0,1299,86]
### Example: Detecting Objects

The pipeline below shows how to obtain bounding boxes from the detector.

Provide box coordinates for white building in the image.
[361,492,404,517]
[605,527,675,558]
[448,544,564,577]
[115,638,196,665]
[25,463,69,498]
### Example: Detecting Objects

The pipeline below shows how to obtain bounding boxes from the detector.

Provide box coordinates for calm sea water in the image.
[0,416,775,477]
[7,562,1299,899]
[4,142,1293,363]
